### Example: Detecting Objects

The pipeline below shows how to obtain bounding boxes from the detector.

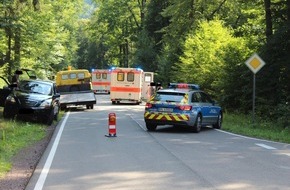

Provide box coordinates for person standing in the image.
[11,69,22,86]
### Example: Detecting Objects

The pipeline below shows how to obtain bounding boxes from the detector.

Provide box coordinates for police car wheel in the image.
[192,114,202,133]
[213,112,222,129]
[146,123,157,131]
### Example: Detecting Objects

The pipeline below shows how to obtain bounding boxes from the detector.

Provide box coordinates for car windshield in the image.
[153,91,186,103]
[18,81,52,95]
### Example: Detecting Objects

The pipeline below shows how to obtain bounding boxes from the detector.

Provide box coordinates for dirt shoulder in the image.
[0,123,56,190]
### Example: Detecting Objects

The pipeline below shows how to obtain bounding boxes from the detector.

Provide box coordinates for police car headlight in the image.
[6,96,16,103]
[40,100,52,108]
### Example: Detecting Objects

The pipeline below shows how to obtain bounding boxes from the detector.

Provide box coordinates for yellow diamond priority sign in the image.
[245,53,265,74]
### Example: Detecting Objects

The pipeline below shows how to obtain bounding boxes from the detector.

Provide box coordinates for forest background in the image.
[0,0,289,127]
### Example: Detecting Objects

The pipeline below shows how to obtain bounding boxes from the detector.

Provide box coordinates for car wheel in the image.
[146,123,157,131]
[60,105,67,111]
[3,107,16,119]
[46,109,54,126]
[192,114,202,133]
[54,109,59,121]
[213,112,222,129]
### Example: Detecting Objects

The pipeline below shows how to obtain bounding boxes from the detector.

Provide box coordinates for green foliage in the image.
[175,19,251,106]
[0,0,84,78]
[88,0,142,67]
[133,30,157,71]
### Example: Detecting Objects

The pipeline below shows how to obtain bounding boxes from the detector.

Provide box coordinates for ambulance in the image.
[91,69,111,94]
[110,67,154,104]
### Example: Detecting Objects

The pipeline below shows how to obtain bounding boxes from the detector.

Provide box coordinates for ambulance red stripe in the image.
[111,87,141,93]
[92,82,110,85]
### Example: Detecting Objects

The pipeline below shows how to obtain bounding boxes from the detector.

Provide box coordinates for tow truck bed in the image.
[60,91,96,109]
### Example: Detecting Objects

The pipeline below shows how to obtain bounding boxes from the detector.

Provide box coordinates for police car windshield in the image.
[154,92,185,103]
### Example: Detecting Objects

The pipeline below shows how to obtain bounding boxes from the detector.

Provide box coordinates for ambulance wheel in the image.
[112,101,116,104]
[146,123,157,131]
[192,114,202,133]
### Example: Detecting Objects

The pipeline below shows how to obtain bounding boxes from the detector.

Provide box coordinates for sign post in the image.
[245,53,265,124]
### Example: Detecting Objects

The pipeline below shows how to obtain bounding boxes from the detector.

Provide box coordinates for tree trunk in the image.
[287,0,290,31]
[14,27,21,69]
[264,0,273,41]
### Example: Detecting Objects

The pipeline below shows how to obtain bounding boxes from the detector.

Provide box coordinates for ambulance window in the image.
[96,73,101,79]
[144,73,152,82]
[78,72,85,79]
[102,73,107,79]
[61,74,68,80]
[69,73,77,79]
[127,72,134,82]
[117,72,124,81]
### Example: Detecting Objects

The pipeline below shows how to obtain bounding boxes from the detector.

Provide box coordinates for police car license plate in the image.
[158,108,173,112]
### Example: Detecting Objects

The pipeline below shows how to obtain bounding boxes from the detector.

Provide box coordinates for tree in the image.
[174,19,251,110]
[89,0,143,67]
[0,0,84,79]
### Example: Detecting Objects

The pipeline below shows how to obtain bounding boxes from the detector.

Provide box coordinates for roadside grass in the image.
[222,113,290,144]
[0,108,65,178]
[0,119,45,178]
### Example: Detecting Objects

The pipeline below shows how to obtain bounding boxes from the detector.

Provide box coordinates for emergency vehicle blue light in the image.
[168,83,199,90]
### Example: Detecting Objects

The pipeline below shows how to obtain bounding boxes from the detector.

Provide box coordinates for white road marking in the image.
[216,129,289,146]
[255,143,276,150]
[33,112,70,190]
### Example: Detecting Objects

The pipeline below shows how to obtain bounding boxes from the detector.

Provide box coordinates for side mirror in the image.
[54,93,61,98]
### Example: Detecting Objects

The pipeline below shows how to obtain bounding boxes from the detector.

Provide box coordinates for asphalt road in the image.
[26,95,290,190]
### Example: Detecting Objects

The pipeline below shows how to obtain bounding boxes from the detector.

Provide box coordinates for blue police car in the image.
[144,83,222,132]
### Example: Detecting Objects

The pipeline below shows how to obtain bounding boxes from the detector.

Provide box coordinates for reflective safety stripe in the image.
[144,112,189,121]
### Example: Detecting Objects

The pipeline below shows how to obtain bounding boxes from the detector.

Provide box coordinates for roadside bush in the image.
[275,102,290,128]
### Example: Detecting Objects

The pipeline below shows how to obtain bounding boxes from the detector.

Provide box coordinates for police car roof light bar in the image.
[168,83,199,90]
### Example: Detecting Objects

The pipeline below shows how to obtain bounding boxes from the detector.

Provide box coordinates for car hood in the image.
[14,90,51,107]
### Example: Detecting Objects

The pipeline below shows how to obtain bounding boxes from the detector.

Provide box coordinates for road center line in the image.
[33,112,70,190]
[255,143,276,150]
